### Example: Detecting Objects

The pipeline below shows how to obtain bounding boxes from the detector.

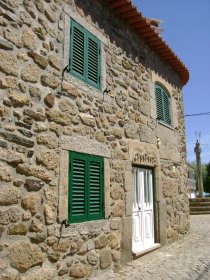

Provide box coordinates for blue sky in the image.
[133,0,210,163]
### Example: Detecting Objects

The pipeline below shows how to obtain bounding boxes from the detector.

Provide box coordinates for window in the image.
[155,84,171,126]
[68,151,104,224]
[69,19,101,90]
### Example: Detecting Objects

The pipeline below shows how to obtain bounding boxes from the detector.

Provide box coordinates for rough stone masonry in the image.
[0,0,190,279]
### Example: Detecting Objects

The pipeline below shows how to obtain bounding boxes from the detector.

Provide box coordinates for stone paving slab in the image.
[90,215,210,280]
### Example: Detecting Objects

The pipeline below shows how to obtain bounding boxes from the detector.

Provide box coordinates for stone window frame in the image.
[58,135,111,228]
[150,72,179,130]
[63,5,108,96]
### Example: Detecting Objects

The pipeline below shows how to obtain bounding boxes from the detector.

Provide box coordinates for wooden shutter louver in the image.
[89,159,103,218]
[87,35,100,88]
[70,157,86,221]
[155,85,171,126]
[163,91,171,125]
[69,152,104,224]
[69,20,101,90]
[70,22,85,80]
[155,86,164,121]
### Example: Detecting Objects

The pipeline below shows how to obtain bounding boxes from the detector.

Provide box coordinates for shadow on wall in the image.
[75,0,182,90]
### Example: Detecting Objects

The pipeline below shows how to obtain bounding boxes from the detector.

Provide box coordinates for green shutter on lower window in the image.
[69,152,104,224]
[69,153,87,223]
[88,158,104,219]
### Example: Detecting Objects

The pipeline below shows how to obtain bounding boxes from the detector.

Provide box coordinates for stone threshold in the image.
[133,243,161,258]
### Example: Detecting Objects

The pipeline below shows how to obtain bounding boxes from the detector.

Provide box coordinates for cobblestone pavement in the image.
[91,215,210,280]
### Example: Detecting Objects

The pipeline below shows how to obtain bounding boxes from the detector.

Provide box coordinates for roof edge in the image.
[106,0,189,86]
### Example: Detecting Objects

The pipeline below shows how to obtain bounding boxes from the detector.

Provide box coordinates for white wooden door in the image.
[132,167,154,253]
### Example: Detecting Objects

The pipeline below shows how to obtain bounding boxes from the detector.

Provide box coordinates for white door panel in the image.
[133,213,142,242]
[132,168,154,252]
[145,212,152,237]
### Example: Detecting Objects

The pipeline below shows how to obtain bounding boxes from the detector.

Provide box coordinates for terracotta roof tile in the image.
[106,0,189,85]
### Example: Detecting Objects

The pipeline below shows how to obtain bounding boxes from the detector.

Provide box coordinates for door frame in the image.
[132,165,156,253]
[121,141,166,264]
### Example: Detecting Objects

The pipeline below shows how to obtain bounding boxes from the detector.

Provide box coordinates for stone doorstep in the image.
[133,243,161,258]
[190,202,210,206]
[190,211,210,215]
[190,206,210,211]
[189,198,210,215]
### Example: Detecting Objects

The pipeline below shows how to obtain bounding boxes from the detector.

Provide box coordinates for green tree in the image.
[204,162,210,193]
[188,161,207,192]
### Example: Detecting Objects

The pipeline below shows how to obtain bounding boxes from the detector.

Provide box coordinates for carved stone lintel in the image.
[132,152,156,167]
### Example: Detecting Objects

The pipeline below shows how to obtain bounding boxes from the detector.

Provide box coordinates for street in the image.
[90,215,210,280]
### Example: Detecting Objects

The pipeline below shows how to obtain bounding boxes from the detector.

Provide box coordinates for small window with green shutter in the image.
[69,19,101,90]
[155,84,171,126]
[68,151,104,224]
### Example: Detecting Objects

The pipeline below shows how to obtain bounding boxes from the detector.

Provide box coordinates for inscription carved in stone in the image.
[133,152,156,166]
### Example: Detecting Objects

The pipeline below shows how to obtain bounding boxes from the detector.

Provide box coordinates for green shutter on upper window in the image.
[88,158,104,219]
[86,34,101,89]
[163,91,171,125]
[155,85,171,126]
[155,86,164,121]
[69,19,101,90]
[70,21,85,80]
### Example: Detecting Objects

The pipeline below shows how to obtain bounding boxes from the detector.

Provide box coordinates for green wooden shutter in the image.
[155,86,164,121]
[69,152,104,224]
[70,21,85,80]
[69,153,87,223]
[155,85,171,125]
[88,158,104,219]
[69,19,101,90]
[86,34,101,89]
[163,91,171,125]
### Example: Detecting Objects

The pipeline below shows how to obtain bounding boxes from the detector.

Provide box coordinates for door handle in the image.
[138,207,141,210]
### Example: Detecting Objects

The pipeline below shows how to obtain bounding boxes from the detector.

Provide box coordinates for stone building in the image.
[0,0,190,278]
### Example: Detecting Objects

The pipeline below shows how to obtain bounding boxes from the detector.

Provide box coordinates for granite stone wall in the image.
[0,0,189,278]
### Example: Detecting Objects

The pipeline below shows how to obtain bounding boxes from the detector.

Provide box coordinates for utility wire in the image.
[187,143,209,146]
[184,112,210,117]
